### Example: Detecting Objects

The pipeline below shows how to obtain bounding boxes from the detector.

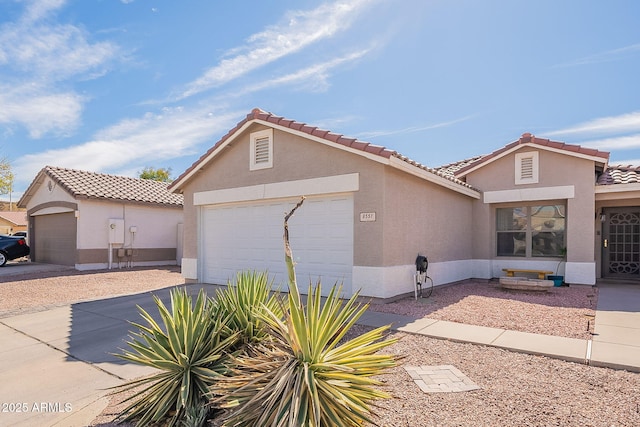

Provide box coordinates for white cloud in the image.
[229,49,371,97]
[547,112,640,137]
[0,85,83,138]
[0,0,120,138]
[178,0,377,99]
[552,43,640,69]
[575,134,640,151]
[14,107,242,186]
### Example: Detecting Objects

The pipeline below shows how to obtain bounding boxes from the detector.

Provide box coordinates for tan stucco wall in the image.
[465,147,596,267]
[179,123,389,265]
[380,167,473,267]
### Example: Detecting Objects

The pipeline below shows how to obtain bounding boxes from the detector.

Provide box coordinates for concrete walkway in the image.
[0,281,639,426]
[358,281,640,372]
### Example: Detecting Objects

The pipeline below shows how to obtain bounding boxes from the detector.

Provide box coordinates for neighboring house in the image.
[18,166,184,270]
[0,211,27,235]
[169,108,640,299]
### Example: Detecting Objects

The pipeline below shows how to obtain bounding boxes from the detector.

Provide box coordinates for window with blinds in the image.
[250,129,273,170]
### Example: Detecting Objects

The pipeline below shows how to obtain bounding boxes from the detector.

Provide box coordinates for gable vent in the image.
[254,136,270,164]
[515,151,539,184]
[250,129,273,171]
[520,156,534,179]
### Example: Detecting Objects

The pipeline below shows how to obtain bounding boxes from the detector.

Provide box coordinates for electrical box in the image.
[117,248,125,257]
[129,226,137,233]
[108,219,125,244]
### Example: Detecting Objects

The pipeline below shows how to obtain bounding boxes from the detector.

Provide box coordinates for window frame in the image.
[496,203,566,258]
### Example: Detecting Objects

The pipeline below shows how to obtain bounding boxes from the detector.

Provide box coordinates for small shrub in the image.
[112,288,238,427]
[212,270,285,344]
[211,282,397,427]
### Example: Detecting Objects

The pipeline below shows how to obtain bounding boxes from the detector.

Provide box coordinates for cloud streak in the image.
[547,111,640,137]
[357,114,477,139]
[551,43,640,69]
[14,107,241,186]
[178,0,377,99]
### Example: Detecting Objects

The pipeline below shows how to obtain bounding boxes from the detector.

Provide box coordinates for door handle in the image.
[603,239,608,248]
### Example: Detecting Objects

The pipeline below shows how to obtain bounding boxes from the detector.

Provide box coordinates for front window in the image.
[496,205,565,257]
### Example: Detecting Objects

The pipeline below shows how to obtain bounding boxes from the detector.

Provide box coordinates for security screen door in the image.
[603,207,640,278]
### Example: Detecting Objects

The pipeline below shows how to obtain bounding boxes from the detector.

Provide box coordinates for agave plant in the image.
[212,270,285,344]
[213,282,397,427]
[212,198,397,426]
[112,287,238,427]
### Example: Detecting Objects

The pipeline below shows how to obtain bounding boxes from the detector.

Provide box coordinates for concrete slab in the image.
[396,317,439,333]
[417,320,506,345]
[590,341,640,372]
[592,324,640,346]
[356,310,417,328]
[594,310,640,326]
[0,324,121,427]
[492,330,588,363]
[1,306,73,342]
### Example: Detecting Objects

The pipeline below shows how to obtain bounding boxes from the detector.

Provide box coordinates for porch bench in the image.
[501,268,553,280]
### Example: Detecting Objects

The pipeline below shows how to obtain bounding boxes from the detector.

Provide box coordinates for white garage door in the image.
[202,195,353,294]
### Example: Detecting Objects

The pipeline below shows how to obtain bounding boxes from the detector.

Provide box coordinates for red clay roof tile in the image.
[453,132,609,177]
[170,108,476,192]
[42,166,183,207]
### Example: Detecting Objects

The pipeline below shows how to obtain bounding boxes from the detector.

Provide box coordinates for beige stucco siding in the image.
[465,147,597,281]
[180,123,387,264]
[381,167,473,267]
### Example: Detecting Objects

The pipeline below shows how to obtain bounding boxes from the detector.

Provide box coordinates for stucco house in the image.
[169,108,640,299]
[18,166,184,270]
[0,211,27,235]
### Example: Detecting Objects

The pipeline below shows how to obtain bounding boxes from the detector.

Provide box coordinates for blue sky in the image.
[1,0,640,199]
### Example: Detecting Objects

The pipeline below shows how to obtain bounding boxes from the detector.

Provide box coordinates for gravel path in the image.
[0,266,184,318]
[368,280,598,339]
[1,267,637,426]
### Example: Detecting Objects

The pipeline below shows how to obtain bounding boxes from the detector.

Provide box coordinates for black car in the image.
[0,234,30,266]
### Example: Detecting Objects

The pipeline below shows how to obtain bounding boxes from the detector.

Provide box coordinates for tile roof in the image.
[597,165,640,185]
[170,108,476,192]
[454,133,610,178]
[0,211,27,226]
[434,155,485,178]
[27,166,183,207]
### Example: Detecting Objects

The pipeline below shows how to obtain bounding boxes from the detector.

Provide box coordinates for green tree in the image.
[139,166,172,182]
[0,158,14,210]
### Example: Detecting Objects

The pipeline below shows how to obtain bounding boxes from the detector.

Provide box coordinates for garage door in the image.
[33,212,77,266]
[202,195,353,294]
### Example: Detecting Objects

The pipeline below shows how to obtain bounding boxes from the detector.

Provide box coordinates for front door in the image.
[602,207,640,278]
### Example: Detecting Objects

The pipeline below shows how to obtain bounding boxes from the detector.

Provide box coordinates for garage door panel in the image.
[34,212,77,266]
[202,196,353,295]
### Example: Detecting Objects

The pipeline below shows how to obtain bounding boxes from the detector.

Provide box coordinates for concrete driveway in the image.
[0,283,215,426]
[0,260,74,277]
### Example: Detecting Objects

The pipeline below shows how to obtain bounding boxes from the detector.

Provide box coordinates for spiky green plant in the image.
[212,270,285,344]
[212,282,397,427]
[211,197,397,426]
[112,288,238,427]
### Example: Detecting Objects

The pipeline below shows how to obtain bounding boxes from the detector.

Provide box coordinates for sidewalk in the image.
[357,282,640,373]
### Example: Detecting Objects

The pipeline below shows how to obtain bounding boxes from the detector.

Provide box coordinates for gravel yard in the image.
[1,266,638,426]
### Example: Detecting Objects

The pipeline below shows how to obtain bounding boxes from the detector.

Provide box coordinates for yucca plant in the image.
[213,282,396,427]
[211,197,397,426]
[111,288,238,427]
[212,270,285,344]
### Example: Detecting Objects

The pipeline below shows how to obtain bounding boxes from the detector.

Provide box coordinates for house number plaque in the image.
[360,212,376,222]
